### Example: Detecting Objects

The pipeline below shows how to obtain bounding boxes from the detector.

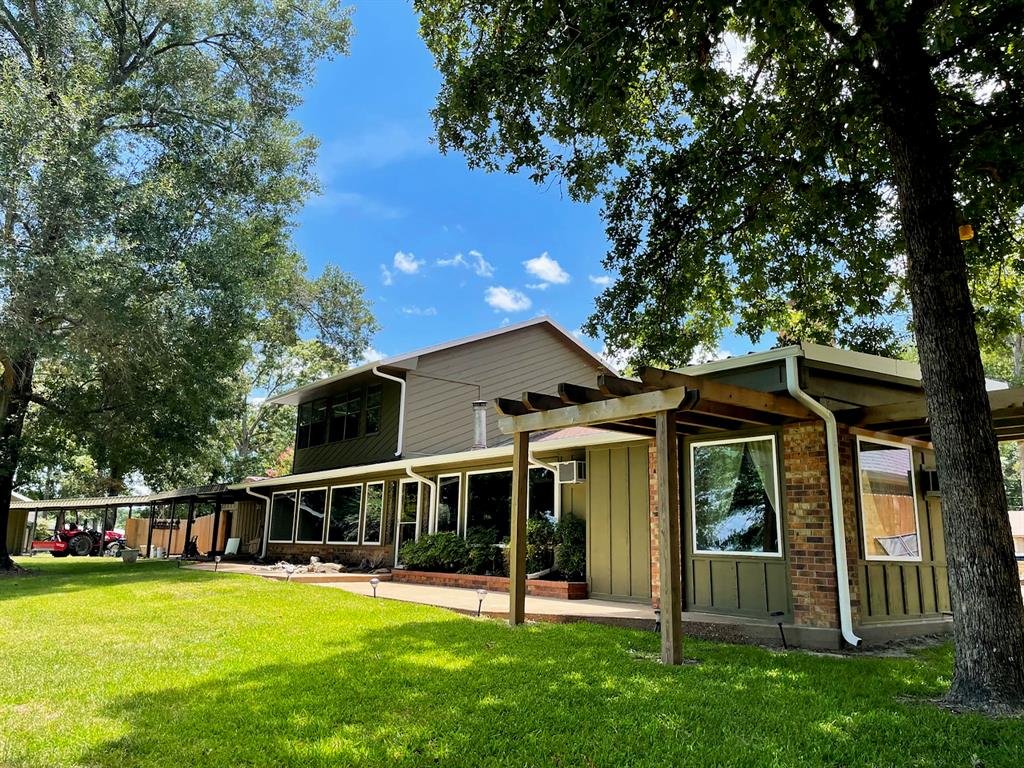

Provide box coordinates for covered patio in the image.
[494,366,815,664]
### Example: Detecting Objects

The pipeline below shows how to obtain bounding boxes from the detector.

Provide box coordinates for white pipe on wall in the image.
[785,356,862,647]
[372,367,406,457]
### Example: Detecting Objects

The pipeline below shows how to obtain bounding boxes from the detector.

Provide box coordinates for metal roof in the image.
[9,483,230,511]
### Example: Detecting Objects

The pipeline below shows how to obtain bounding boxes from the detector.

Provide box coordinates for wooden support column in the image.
[182,498,196,560]
[508,430,530,626]
[210,499,222,558]
[166,502,175,557]
[98,505,110,558]
[656,409,684,665]
[145,502,156,558]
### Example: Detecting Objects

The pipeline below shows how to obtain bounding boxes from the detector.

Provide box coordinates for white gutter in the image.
[404,467,438,531]
[785,356,862,647]
[373,367,406,457]
[245,486,273,559]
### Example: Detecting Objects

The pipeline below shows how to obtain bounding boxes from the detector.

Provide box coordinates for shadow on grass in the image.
[79,615,1021,768]
[3,558,214,602]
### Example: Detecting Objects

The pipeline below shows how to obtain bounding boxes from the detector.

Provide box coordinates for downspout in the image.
[373,367,406,457]
[404,468,437,532]
[245,487,272,560]
[785,356,862,647]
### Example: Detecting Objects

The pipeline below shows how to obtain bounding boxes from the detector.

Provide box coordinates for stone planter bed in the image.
[392,569,589,599]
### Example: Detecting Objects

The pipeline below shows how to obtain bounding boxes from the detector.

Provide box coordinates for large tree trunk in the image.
[0,352,37,571]
[876,30,1024,712]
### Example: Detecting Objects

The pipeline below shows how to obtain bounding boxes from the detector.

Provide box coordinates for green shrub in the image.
[398,532,470,572]
[526,517,555,573]
[463,527,506,576]
[555,514,586,581]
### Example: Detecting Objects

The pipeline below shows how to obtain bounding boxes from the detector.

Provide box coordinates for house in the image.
[10,321,1024,656]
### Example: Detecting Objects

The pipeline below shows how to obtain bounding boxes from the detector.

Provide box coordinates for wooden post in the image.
[98,505,109,558]
[508,430,530,626]
[210,500,222,558]
[656,409,684,665]
[145,502,156,558]
[166,502,176,557]
[182,498,195,560]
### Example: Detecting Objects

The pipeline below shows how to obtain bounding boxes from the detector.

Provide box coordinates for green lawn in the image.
[1,560,1020,768]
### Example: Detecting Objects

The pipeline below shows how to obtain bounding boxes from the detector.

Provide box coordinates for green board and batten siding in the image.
[586,443,651,600]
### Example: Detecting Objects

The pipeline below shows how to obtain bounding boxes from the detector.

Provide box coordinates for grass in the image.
[1,560,1021,768]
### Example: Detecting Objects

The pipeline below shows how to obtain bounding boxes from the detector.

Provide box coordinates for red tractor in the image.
[31,523,126,557]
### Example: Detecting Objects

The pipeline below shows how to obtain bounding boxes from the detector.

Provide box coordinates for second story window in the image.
[365,384,383,435]
[297,403,312,449]
[330,390,363,441]
[308,399,328,446]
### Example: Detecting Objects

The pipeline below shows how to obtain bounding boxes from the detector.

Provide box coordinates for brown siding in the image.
[403,324,606,457]
[293,379,403,473]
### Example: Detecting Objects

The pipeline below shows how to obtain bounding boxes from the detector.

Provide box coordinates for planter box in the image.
[393,570,588,599]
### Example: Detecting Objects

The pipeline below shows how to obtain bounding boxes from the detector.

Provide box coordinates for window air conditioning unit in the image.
[556,460,586,484]
[919,469,941,497]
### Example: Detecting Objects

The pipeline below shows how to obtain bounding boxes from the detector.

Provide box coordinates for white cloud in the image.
[359,347,386,364]
[485,286,532,313]
[526,283,550,291]
[401,306,437,316]
[308,190,404,220]
[588,274,612,287]
[380,265,393,286]
[523,252,570,288]
[436,249,494,278]
[393,250,423,275]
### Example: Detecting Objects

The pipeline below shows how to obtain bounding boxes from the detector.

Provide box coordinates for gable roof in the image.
[267,316,615,407]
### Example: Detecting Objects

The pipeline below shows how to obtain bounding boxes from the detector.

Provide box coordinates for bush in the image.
[463,527,506,576]
[398,532,470,572]
[555,514,586,581]
[526,517,555,573]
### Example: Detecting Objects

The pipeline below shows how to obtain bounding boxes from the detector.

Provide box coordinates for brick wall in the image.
[783,421,840,628]
[648,439,661,608]
[837,425,863,619]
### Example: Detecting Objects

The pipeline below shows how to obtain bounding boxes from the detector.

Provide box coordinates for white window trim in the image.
[395,479,422,566]
[689,434,784,558]
[326,483,363,545]
[294,486,330,544]
[433,473,463,535]
[462,466,559,539]
[856,435,923,563]
[360,480,386,546]
[268,490,298,544]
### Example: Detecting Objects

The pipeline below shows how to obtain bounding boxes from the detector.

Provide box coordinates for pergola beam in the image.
[498,386,692,435]
[637,366,812,421]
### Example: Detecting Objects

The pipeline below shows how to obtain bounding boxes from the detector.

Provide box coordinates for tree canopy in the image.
[0,1,358,562]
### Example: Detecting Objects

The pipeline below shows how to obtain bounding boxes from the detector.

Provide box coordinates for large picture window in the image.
[327,485,362,544]
[466,469,512,540]
[362,481,384,545]
[857,437,921,560]
[269,491,297,542]
[691,435,781,556]
[296,488,327,543]
[435,475,460,533]
[528,467,556,522]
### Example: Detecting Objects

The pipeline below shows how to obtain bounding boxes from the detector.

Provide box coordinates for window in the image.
[362,481,384,545]
[365,385,383,434]
[528,467,556,522]
[857,437,921,560]
[435,475,460,533]
[466,469,513,540]
[330,390,363,442]
[296,403,312,449]
[691,435,781,556]
[327,485,362,544]
[269,491,297,542]
[395,481,421,564]
[295,488,327,543]
[308,399,328,446]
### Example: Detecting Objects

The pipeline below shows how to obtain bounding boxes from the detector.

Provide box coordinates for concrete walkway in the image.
[320,579,657,628]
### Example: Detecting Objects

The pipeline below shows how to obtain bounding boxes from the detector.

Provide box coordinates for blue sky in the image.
[291,1,757,367]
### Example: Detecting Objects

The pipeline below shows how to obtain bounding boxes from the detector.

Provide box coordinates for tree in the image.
[418,0,1024,711]
[0,0,352,570]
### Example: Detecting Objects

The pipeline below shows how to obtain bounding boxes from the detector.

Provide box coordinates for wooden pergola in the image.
[495,367,814,664]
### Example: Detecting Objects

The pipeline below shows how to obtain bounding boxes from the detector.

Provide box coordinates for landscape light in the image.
[476,588,487,617]
[214,555,222,572]
[370,577,380,598]
[770,610,788,649]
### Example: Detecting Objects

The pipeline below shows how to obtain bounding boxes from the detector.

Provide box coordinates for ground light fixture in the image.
[770,610,788,649]
[476,588,487,617]
[214,555,222,572]
[370,577,380,598]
